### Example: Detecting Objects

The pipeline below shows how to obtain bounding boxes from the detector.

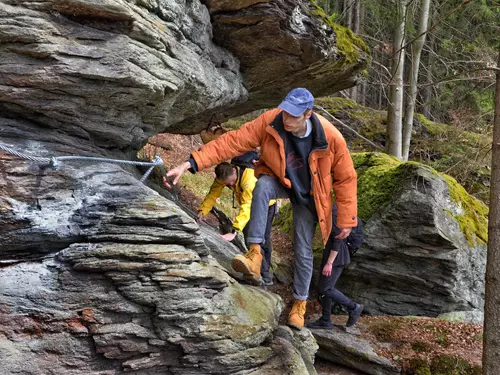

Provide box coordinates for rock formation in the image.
[336,153,487,317]
[0,0,368,373]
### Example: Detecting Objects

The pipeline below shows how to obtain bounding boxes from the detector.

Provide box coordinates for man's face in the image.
[282,109,312,134]
[221,168,237,187]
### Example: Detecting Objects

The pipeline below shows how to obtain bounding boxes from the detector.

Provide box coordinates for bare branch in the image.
[395,0,474,55]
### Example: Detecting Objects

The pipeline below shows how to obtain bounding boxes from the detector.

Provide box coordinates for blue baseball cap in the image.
[278,88,315,117]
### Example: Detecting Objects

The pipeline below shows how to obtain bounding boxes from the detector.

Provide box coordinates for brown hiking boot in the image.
[287,299,307,329]
[231,244,262,286]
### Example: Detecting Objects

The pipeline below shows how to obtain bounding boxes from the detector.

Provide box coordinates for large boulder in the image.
[336,153,487,317]
[0,1,368,372]
[312,327,400,375]
[191,0,370,121]
[0,163,288,374]
[0,0,368,142]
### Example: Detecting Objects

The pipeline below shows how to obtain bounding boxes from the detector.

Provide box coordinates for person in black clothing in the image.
[307,205,364,329]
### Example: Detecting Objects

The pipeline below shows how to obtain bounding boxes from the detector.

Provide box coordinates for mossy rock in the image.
[309,1,370,64]
[353,152,488,246]
[353,152,420,221]
[275,203,294,236]
[408,358,431,375]
[442,174,488,246]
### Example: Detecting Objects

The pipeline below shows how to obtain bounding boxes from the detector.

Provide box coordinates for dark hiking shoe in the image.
[346,304,363,327]
[306,319,333,329]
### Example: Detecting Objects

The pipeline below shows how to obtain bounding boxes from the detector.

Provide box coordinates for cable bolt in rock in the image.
[0,143,164,183]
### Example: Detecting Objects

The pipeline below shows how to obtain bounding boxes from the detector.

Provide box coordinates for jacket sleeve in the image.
[232,169,256,232]
[191,109,281,171]
[199,179,225,216]
[330,132,358,228]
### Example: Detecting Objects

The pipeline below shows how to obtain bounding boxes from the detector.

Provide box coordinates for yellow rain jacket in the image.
[199,166,275,232]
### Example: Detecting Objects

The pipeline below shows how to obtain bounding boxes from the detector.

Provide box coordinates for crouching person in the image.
[307,205,364,329]
[197,158,276,286]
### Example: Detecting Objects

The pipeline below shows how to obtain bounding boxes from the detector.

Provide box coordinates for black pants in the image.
[243,203,276,281]
[318,263,356,321]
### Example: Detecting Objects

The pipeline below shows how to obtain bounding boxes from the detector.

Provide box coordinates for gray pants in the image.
[247,175,318,300]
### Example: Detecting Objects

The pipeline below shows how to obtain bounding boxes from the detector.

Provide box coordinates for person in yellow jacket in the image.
[197,161,276,286]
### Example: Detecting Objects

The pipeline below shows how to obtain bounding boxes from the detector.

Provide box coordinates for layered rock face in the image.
[0,0,365,373]
[186,0,369,124]
[0,159,277,373]
[336,153,487,317]
[0,0,246,149]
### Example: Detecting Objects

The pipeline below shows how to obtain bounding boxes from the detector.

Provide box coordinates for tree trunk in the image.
[385,0,407,160]
[348,0,360,102]
[418,15,436,118]
[402,0,431,161]
[360,80,367,106]
[483,50,500,375]
[345,0,353,29]
[352,0,361,34]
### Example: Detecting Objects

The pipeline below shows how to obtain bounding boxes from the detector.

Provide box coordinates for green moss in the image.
[441,174,489,246]
[180,172,234,217]
[316,96,359,112]
[354,152,488,245]
[409,358,431,375]
[436,332,450,348]
[275,203,294,236]
[353,152,420,220]
[332,23,369,63]
[412,341,433,352]
[368,317,404,342]
[309,1,369,63]
[414,113,449,136]
[430,354,481,375]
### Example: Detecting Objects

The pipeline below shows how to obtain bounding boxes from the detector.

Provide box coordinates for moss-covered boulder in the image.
[337,153,487,317]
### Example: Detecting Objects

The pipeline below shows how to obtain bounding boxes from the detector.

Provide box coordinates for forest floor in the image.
[141,133,484,375]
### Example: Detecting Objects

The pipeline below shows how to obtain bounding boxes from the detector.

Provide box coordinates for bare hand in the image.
[335,227,352,240]
[220,232,237,241]
[322,263,333,277]
[195,211,204,223]
[163,161,191,188]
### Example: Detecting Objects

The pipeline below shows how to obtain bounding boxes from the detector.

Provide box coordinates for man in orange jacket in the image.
[164,88,357,329]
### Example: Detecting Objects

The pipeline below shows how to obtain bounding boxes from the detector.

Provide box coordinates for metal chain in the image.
[0,143,164,183]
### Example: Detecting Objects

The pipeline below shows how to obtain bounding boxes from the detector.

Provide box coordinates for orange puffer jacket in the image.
[191,108,357,245]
